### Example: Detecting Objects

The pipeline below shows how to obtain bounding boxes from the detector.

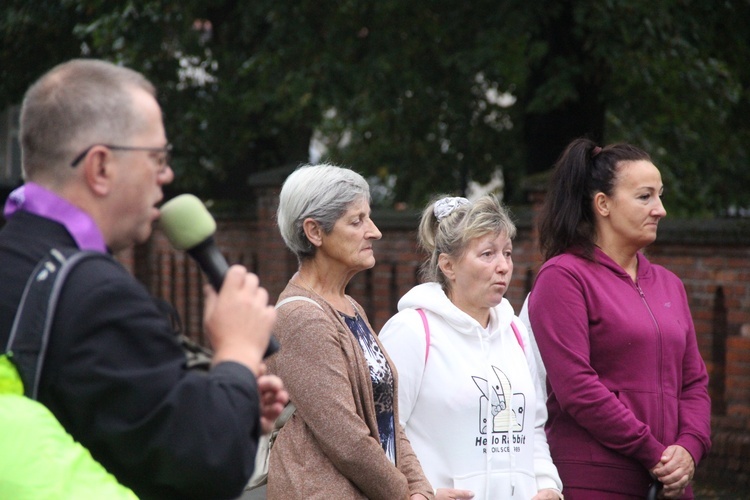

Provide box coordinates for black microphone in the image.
[185,236,228,292]
[159,194,279,358]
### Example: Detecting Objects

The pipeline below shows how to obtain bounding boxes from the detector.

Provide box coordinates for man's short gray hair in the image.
[20,58,155,182]
[277,163,371,260]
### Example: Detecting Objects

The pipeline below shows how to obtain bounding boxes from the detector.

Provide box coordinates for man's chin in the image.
[135,226,155,246]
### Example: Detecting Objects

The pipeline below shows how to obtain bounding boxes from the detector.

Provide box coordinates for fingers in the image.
[202,284,217,325]
[651,445,695,498]
[532,489,564,500]
[653,445,695,481]
[660,480,687,499]
[205,265,276,374]
[258,374,289,427]
[258,373,284,394]
[221,265,264,302]
[659,469,692,490]
[259,375,289,410]
[436,488,474,499]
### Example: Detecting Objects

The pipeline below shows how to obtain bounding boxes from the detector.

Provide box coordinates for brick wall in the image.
[123,185,750,413]
[118,184,750,488]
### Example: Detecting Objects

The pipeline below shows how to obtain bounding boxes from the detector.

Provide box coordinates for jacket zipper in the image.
[635,280,665,441]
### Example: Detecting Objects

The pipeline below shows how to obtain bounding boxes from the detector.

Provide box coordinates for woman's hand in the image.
[650,445,695,498]
[435,487,474,499]
[532,488,564,500]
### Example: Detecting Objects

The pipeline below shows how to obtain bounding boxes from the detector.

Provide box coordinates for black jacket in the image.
[0,211,261,499]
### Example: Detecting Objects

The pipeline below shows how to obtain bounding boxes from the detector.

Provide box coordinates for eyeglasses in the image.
[70,143,172,173]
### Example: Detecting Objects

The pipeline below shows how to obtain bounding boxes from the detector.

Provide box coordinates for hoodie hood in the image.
[397,282,515,338]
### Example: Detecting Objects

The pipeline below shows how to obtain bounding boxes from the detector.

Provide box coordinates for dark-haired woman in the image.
[525,138,711,499]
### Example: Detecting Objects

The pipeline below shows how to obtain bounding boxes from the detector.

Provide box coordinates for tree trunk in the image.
[522,1,607,175]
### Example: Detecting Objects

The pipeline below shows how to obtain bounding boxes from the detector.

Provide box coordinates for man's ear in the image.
[81,146,115,196]
[302,218,323,248]
[437,253,455,281]
[593,192,610,217]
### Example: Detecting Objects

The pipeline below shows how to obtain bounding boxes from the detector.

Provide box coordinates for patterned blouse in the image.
[341,311,396,464]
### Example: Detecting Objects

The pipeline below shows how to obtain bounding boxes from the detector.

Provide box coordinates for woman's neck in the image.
[447,290,491,328]
[594,240,639,282]
[296,264,355,316]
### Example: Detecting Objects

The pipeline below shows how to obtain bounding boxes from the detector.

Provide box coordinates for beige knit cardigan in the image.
[266,278,434,499]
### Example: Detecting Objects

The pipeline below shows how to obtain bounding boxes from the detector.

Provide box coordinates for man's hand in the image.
[203,265,276,375]
[650,445,695,498]
[258,371,289,434]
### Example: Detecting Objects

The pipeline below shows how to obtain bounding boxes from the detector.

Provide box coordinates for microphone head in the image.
[159,194,217,250]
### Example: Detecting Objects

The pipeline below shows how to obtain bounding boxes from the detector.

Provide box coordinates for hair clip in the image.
[433,197,470,221]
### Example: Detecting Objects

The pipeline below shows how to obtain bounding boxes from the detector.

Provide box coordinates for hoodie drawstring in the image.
[477,329,493,500]
[478,322,519,498]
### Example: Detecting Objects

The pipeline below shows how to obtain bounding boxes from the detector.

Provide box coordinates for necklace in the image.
[297,274,321,299]
[298,274,355,316]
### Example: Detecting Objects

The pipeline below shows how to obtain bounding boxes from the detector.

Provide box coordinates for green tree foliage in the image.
[1,0,747,215]
[0,1,82,107]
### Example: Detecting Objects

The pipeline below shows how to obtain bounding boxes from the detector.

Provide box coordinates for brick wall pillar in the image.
[726,334,750,417]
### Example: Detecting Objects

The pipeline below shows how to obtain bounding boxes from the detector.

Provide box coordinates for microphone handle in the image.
[188,237,229,292]
[187,238,280,358]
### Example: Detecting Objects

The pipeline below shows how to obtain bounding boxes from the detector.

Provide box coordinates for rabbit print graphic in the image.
[472,366,526,453]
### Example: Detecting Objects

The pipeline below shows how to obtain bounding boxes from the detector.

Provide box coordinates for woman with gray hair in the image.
[380,194,563,500]
[266,164,434,499]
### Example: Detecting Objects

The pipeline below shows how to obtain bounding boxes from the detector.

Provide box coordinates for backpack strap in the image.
[268,296,321,420]
[416,309,525,363]
[246,294,317,490]
[5,248,106,400]
[262,295,322,434]
[416,308,430,364]
[275,296,323,310]
[510,321,525,354]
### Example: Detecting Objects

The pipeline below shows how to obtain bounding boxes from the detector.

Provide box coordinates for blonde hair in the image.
[418,194,516,291]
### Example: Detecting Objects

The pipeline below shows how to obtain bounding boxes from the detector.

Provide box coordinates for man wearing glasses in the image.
[0,59,287,499]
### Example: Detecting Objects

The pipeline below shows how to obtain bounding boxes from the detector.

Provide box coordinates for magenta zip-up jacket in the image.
[528,247,711,498]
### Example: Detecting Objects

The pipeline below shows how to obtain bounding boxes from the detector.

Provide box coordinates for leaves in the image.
[1,0,748,214]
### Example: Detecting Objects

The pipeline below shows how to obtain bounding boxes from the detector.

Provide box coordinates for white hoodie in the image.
[380,283,562,499]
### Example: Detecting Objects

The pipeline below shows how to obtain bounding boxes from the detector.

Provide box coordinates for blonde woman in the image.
[380,195,562,500]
